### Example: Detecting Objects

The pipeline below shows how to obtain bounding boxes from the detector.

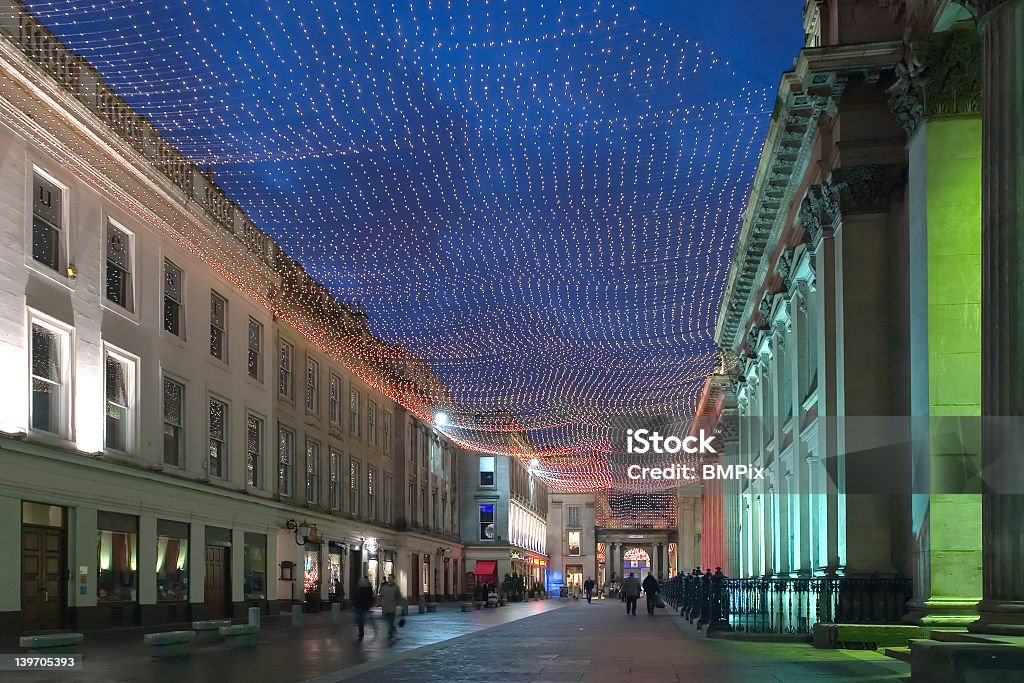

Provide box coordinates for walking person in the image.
[378,574,402,640]
[353,576,374,640]
[621,572,641,615]
[642,571,660,615]
[583,576,595,604]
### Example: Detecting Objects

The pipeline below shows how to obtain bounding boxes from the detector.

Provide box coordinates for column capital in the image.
[886,27,981,137]
[823,164,906,218]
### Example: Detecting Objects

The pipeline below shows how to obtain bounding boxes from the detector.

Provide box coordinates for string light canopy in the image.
[20,0,775,523]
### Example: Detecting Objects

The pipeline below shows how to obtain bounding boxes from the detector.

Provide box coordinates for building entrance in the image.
[622,547,651,582]
[21,502,67,632]
[203,545,231,619]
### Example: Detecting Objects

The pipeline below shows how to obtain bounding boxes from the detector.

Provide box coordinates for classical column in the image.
[973,0,1024,635]
[720,411,741,577]
[889,25,985,626]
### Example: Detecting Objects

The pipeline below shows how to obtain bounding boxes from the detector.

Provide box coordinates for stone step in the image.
[908,638,1024,683]
[883,646,911,663]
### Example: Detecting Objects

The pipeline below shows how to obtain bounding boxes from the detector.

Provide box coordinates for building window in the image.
[383,412,392,454]
[208,398,227,478]
[247,414,263,488]
[329,374,342,425]
[278,426,294,497]
[306,439,320,505]
[451,498,457,535]
[279,340,293,399]
[567,505,580,528]
[105,221,133,311]
[162,377,184,467]
[408,480,415,524]
[305,357,319,414]
[30,319,69,436]
[568,530,581,556]
[383,474,393,524]
[432,490,438,530]
[479,504,495,541]
[367,400,377,446]
[210,292,227,361]
[349,388,360,436]
[349,458,360,515]
[247,318,262,381]
[163,259,184,338]
[31,172,63,272]
[479,456,495,487]
[97,512,137,602]
[367,467,377,521]
[329,450,341,510]
[421,486,427,527]
[104,347,136,452]
[156,520,189,601]
[243,533,267,600]
[408,423,415,462]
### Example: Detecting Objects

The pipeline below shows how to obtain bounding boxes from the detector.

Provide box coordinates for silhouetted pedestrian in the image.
[353,576,374,640]
[622,572,641,615]
[642,572,660,615]
[583,577,595,603]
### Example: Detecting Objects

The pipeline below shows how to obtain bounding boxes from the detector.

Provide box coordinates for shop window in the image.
[243,533,266,600]
[97,512,137,602]
[156,520,189,601]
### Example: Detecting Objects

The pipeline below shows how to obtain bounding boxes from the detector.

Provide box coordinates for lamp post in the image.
[286,518,316,546]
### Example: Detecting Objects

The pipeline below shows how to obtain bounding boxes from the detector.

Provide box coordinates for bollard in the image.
[248,606,261,627]
[291,604,303,629]
[331,601,341,625]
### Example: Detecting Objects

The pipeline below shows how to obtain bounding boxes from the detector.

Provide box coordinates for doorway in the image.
[21,524,66,632]
[203,545,231,619]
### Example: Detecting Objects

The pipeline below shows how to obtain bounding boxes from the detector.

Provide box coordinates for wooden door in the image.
[21,526,65,631]
[203,545,230,619]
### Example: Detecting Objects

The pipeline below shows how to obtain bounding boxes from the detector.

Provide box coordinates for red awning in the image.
[474,560,498,576]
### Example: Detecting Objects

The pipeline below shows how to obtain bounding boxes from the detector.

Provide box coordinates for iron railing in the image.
[662,571,912,635]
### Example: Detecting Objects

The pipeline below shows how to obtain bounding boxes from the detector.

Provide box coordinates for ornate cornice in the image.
[776,246,796,290]
[887,28,981,137]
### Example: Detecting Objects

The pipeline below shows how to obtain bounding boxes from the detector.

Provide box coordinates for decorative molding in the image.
[776,246,796,290]
[887,28,981,137]
[799,185,826,246]
[823,164,906,216]
[716,416,740,444]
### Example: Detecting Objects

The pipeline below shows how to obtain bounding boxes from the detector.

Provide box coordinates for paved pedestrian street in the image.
[324,599,911,683]
[3,598,912,682]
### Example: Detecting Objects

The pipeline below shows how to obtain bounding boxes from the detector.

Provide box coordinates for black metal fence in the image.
[661,571,912,635]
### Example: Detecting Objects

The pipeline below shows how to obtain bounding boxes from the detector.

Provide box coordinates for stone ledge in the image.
[812,623,927,649]
[909,639,1024,683]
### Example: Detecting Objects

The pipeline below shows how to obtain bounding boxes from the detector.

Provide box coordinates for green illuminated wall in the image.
[907,114,983,624]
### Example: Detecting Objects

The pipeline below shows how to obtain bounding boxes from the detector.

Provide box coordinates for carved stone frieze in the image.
[887,28,981,137]
[716,415,740,444]
[798,186,825,245]
[823,164,906,216]
[776,246,796,289]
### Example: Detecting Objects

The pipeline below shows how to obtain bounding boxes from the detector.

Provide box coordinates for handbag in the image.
[656,596,666,608]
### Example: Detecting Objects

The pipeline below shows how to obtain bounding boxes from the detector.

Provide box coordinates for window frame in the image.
[479,455,496,488]
[479,503,495,542]
[278,339,294,400]
[382,412,392,454]
[367,466,378,521]
[328,449,341,510]
[348,387,360,437]
[349,457,361,516]
[209,291,228,362]
[328,374,342,425]
[208,396,228,479]
[278,425,295,498]
[383,473,393,524]
[305,438,321,505]
[104,218,135,313]
[162,258,185,339]
[305,356,320,415]
[367,400,377,447]
[247,318,263,382]
[28,313,72,439]
[162,375,185,468]
[103,344,138,454]
[246,412,264,489]
[29,168,67,277]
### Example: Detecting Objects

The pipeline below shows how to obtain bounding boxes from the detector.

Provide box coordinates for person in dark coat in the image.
[621,572,641,615]
[353,576,374,640]
[583,577,595,603]
[642,572,660,615]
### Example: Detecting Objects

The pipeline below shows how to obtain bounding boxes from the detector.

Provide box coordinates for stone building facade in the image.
[702,0,1024,651]
[0,0,463,634]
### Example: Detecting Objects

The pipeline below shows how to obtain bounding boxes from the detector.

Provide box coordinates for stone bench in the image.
[19,633,83,654]
[143,631,195,658]
[192,619,232,642]
[219,623,259,648]
[426,602,438,613]
[461,602,473,612]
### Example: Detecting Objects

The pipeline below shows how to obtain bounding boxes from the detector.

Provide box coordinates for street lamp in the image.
[433,411,450,428]
[437,546,451,565]
[286,518,316,546]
